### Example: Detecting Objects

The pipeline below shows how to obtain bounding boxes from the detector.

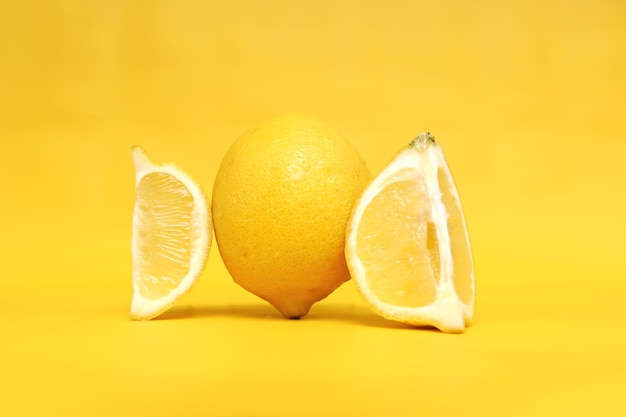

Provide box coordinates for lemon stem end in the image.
[409,132,435,151]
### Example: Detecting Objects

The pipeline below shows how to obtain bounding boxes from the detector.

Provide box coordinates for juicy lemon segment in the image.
[437,166,475,306]
[346,133,474,333]
[131,147,211,320]
[134,173,194,299]
[356,171,439,309]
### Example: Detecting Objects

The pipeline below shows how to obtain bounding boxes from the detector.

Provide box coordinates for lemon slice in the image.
[345,133,475,333]
[130,146,211,320]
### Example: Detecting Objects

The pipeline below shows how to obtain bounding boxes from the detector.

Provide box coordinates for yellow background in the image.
[1,0,625,415]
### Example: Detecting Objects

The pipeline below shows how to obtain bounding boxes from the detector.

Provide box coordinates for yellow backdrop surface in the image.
[1,1,625,416]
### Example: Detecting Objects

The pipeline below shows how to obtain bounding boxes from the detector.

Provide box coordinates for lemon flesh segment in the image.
[130,147,211,320]
[346,137,474,333]
[356,170,439,308]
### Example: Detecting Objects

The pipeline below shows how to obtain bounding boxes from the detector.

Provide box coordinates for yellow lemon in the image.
[345,133,475,333]
[130,147,211,320]
[212,113,371,319]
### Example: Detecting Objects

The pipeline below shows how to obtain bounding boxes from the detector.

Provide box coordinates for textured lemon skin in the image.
[212,113,371,318]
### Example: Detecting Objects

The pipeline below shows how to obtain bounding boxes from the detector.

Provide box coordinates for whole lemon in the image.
[212,113,371,319]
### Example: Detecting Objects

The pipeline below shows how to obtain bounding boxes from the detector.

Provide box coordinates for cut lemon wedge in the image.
[130,146,211,320]
[345,133,475,333]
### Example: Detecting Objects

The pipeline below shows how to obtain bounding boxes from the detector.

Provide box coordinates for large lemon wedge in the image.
[345,133,475,333]
[130,146,211,320]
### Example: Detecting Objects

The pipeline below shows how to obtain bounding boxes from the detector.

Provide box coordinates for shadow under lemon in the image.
[154,301,424,330]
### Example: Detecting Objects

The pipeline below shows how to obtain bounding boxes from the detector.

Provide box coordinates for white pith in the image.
[130,147,211,320]
[346,142,475,333]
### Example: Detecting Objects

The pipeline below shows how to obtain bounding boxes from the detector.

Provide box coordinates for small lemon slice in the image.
[130,146,211,320]
[345,133,475,333]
